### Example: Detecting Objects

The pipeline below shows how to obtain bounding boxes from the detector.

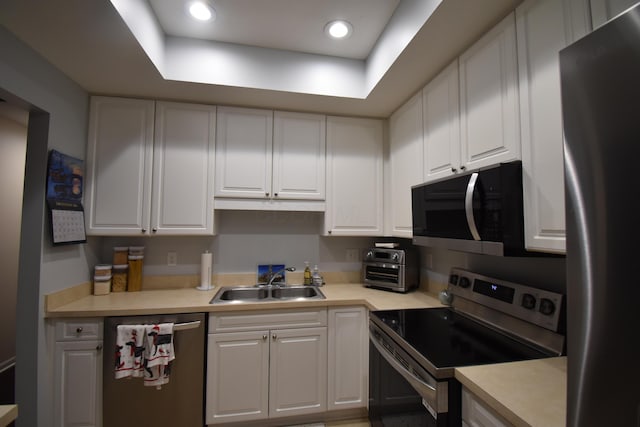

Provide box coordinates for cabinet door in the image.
[517,0,590,254]
[206,331,270,424]
[461,387,511,427]
[152,102,216,235]
[590,0,639,28]
[269,327,327,418]
[459,13,520,171]
[215,106,273,198]
[325,116,383,236]
[85,97,154,235]
[423,60,461,183]
[53,340,103,427]
[273,111,326,200]
[328,307,368,410]
[389,93,424,238]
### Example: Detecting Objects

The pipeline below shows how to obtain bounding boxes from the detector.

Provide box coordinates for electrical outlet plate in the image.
[346,249,360,262]
[167,251,177,266]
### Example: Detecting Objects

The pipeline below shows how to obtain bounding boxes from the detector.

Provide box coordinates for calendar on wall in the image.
[46,150,87,245]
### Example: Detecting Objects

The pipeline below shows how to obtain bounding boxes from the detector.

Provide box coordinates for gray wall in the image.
[0,24,97,427]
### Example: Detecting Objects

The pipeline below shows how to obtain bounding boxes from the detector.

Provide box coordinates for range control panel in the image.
[447,268,563,332]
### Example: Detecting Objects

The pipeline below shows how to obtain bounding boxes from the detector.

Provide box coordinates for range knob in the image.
[366,251,374,259]
[539,298,556,316]
[522,293,536,310]
[392,253,400,261]
[459,276,471,289]
[449,274,459,286]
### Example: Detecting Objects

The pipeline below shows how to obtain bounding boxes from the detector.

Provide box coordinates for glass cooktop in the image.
[371,307,550,370]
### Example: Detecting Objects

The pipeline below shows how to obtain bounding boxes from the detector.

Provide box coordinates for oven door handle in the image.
[369,330,438,406]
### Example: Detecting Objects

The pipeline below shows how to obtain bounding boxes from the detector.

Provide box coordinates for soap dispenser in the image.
[303,262,312,285]
[312,264,323,286]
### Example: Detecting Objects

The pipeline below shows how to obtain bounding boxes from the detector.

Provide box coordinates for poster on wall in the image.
[46,149,87,245]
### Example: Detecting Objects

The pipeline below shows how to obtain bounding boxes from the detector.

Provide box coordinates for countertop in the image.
[0,404,17,427]
[455,356,567,427]
[45,283,443,317]
[46,283,567,426]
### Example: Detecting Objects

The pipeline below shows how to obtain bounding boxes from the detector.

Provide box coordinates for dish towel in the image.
[114,325,146,379]
[144,323,175,389]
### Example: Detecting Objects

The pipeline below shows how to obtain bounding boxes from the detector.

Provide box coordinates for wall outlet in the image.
[346,249,360,262]
[167,251,178,266]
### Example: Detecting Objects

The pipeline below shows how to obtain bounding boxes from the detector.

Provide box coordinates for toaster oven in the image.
[363,248,418,293]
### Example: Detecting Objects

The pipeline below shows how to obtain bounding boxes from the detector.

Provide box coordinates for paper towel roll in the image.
[197,251,213,290]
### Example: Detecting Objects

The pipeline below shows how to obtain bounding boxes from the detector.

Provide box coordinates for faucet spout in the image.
[266,266,296,287]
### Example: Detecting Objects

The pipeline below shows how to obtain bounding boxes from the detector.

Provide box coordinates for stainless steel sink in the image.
[210,285,325,304]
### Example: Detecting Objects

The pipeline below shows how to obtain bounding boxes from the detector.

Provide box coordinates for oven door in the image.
[369,323,455,427]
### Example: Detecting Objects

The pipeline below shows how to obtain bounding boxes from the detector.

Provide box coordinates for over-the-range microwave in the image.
[411,161,543,257]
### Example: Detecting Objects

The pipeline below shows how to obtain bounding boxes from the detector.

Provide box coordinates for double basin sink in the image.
[210,285,325,304]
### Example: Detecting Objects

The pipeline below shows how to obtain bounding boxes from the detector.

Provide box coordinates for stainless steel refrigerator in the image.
[561,3,640,426]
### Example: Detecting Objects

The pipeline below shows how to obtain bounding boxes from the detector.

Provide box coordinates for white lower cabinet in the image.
[327,307,368,411]
[462,387,512,427]
[206,309,328,425]
[53,319,103,427]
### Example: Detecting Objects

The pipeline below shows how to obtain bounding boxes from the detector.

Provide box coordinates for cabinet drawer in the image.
[209,309,327,333]
[55,319,103,341]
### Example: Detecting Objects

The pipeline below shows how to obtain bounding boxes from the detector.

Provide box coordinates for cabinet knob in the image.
[141,228,147,233]
[263,334,267,340]
[328,230,332,234]
[76,327,83,334]
[152,228,157,233]
[460,166,466,171]
[265,192,270,197]
[272,334,277,340]
[96,344,103,351]
[451,167,457,173]
[274,193,278,197]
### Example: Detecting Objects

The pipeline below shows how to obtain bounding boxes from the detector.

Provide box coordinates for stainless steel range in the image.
[368,268,565,426]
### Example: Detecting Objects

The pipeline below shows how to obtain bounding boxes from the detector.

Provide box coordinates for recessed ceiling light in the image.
[325,20,353,39]
[188,1,215,21]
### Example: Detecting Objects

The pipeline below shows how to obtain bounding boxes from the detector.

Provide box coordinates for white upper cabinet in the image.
[459,12,520,171]
[152,101,216,235]
[325,116,384,236]
[422,60,461,183]
[272,111,326,200]
[590,0,639,27]
[517,0,590,253]
[215,106,273,199]
[389,92,424,238]
[215,107,326,210]
[86,97,216,236]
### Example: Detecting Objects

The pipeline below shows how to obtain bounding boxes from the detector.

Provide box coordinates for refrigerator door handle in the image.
[465,172,481,240]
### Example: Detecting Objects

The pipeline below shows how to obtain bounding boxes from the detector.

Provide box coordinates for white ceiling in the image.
[0,0,523,118]
[149,0,400,60]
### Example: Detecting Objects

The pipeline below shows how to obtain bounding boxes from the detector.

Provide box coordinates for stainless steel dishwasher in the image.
[103,312,206,427]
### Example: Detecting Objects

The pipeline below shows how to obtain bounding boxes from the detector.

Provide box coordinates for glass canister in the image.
[93,275,111,295]
[112,264,128,292]
[127,255,143,292]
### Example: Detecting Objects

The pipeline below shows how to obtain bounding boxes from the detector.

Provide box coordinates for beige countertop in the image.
[455,356,567,427]
[0,404,17,427]
[45,283,443,317]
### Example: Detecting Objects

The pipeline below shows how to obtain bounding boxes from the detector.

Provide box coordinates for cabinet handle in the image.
[96,344,103,351]
[262,334,267,340]
[76,327,83,334]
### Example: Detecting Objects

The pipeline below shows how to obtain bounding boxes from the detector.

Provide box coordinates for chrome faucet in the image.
[266,266,296,287]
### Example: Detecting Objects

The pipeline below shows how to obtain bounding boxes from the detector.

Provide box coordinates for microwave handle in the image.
[465,172,481,240]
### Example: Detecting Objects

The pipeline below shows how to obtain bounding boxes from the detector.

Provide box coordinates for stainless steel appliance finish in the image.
[363,247,418,293]
[103,312,205,427]
[560,4,640,426]
[411,161,529,256]
[369,268,564,426]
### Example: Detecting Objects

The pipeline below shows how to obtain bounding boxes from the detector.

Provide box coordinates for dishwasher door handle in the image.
[173,320,201,331]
